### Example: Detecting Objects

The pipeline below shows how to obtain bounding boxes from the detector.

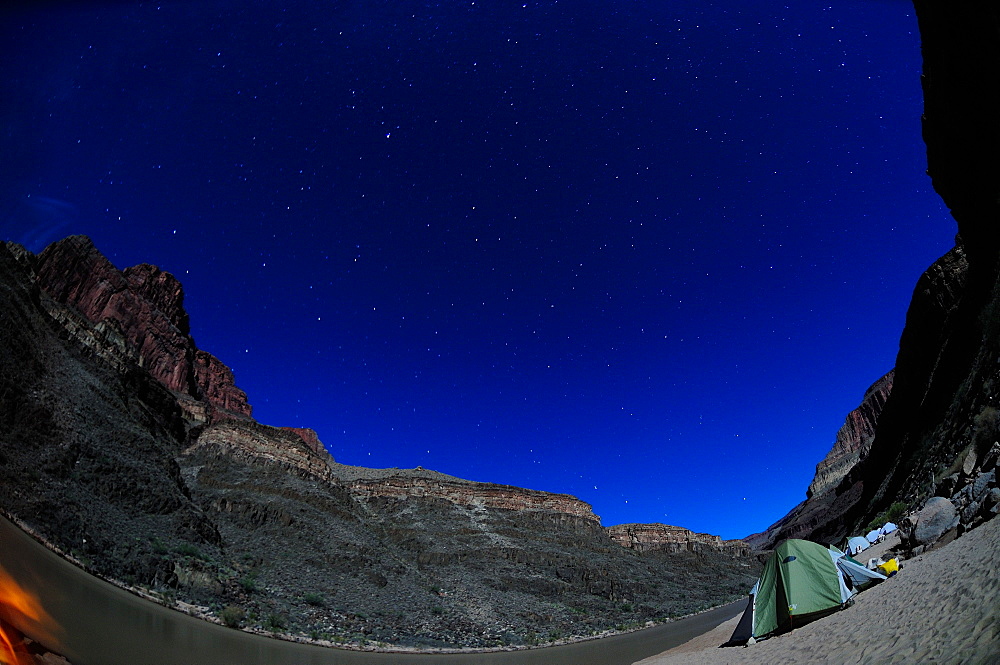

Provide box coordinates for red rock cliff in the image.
[807,370,894,499]
[31,235,252,423]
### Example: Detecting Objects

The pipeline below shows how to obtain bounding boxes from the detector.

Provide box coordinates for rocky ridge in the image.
[606,524,751,556]
[348,476,601,523]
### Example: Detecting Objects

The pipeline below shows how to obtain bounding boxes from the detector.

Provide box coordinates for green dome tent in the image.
[725,539,853,646]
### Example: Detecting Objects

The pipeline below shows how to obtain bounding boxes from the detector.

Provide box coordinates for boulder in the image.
[986,488,1000,513]
[972,469,996,503]
[962,447,978,476]
[912,496,959,546]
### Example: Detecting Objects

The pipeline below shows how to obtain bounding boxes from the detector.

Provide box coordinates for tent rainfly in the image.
[865,529,882,544]
[828,546,887,591]
[846,536,870,555]
[725,539,855,646]
[879,522,898,536]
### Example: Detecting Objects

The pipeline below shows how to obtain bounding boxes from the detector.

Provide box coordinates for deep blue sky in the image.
[2,1,953,540]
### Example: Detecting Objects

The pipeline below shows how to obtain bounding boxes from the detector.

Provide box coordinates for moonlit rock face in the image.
[911,497,959,546]
[33,235,252,422]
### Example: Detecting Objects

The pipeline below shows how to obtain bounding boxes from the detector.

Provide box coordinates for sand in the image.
[635,516,1000,665]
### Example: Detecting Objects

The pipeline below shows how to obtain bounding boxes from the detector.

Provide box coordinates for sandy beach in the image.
[635,516,1000,665]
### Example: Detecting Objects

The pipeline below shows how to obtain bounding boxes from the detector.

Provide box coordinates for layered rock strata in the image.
[24,235,252,423]
[186,420,337,483]
[606,523,751,556]
[348,475,601,523]
[807,371,894,500]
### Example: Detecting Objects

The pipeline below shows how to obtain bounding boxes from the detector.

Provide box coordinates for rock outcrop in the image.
[807,371,894,500]
[606,523,751,556]
[348,475,601,523]
[23,235,252,423]
[185,420,338,483]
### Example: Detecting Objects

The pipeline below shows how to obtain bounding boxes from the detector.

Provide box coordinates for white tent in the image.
[847,536,870,555]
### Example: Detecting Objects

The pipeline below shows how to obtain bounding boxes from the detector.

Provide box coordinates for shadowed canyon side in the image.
[744,371,894,550]
[0,237,758,650]
[745,2,1000,548]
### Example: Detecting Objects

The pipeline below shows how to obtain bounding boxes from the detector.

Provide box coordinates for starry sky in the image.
[2,0,954,540]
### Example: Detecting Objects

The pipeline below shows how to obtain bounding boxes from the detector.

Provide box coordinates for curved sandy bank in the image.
[634,516,1000,665]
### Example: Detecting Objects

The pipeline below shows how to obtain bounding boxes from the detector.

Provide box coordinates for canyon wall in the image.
[607,523,751,556]
[22,235,252,423]
[807,371,894,500]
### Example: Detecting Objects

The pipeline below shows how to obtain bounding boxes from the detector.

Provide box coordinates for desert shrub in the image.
[303,592,325,607]
[266,613,286,630]
[150,537,168,554]
[238,573,258,593]
[220,605,245,628]
[867,502,907,532]
[174,542,206,560]
[431,605,444,616]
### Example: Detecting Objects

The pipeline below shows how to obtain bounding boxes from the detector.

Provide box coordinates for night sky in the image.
[2,1,954,540]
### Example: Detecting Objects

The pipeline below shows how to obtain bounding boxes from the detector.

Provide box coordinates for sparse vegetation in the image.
[238,572,258,593]
[303,592,325,607]
[867,502,907,532]
[150,537,168,554]
[174,542,207,560]
[220,605,245,628]
[265,613,286,631]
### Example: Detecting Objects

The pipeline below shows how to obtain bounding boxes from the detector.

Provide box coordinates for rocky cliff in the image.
[607,524,750,556]
[816,2,1000,542]
[807,371,894,500]
[25,235,252,424]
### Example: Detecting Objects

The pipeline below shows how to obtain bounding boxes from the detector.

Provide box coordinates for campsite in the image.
[724,529,891,647]
[636,516,1000,665]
